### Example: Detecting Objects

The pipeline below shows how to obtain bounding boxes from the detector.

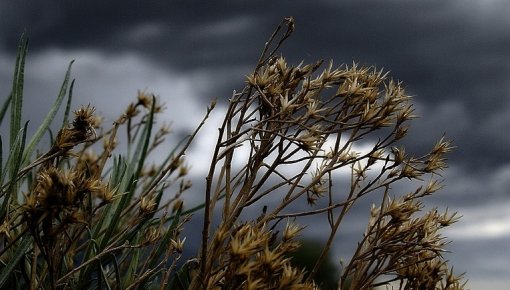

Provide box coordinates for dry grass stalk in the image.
[189,17,465,290]
[0,18,466,290]
[1,84,208,289]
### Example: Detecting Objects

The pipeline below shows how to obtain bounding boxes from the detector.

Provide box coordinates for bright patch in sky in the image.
[446,201,510,240]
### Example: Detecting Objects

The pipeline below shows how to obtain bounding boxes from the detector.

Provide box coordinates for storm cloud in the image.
[1,1,510,288]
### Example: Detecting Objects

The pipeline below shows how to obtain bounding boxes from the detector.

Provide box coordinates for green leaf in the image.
[0,236,32,288]
[126,95,156,188]
[145,205,183,272]
[1,122,28,218]
[9,35,28,155]
[0,136,3,186]
[22,60,74,165]
[0,94,12,126]
[99,262,113,290]
[113,100,156,208]
[77,228,102,287]
[78,157,128,284]
[111,255,122,288]
[122,231,141,288]
[98,176,136,250]
[135,98,155,179]
[94,99,156,254]
[61,79,75,127]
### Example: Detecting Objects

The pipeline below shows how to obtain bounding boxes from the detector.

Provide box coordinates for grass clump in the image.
[0,18,465,289]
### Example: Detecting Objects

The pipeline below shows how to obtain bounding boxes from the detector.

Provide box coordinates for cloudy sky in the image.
[1,0,510,288]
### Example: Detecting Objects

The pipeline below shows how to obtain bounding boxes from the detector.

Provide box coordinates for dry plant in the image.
[189,18,465,290]
[0,36,210,289]
[0,18,466,290]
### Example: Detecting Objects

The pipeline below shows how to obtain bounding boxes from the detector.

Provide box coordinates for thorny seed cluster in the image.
[191,19,464,289]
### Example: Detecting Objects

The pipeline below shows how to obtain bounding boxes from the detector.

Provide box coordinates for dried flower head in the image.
[34,167,77,209]
[73,105,96,132]
[136,90,165,112]
[140,196,157,215]
[170,237,186,254]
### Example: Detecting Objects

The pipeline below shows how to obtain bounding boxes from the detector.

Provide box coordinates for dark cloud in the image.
[2,0,502,171]
[2,1,510,288]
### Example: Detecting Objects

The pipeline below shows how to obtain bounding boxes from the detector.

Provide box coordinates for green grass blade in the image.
[1,135,18,186]
[77,214,108,285]
[1,121,28,218]
[0,235,32,288]
[9,35,28,154]
[111,255,122,287]
[99,176,136,250]
[122,232,141,288]
[80,176,136,285]
[0,136,3,186]
[146,206,183,271]
[110,155,128,188]
[143,188,164,221]
[22,60,74,165]
[135,99,155,179]
[117,102,155,199]
[99,263,113,290]
[61,79,75,127]
[92,99,156,252]
[125,96,156,186]
[0,94,12,126]
[97,99,156,256]
[78,156,127,283]
[0,128,23,191]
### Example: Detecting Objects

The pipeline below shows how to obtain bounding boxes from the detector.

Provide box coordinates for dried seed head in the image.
[90,180,116,203]
[140,196,157,214]
[158,122,173,136]
[305,100,326,119]
[307,183,326,205]
[180,179,192,191]
[400,162,423,179]
[142,164,158,177]
[278,94,299,114]
[391,146,406,165]
[68,210,87,224]
[431,137,454,155]
[424,154,448,173]
[34,167,77,209]
[0,219,11,239]
[168,157,182,173]
[395,124,409,140]
[178,163,190,177]
[73,105,95,132]
[76,149,98,168]
[144,226,161,244]
[296,130,321,152]
[258,245,284,271]
[102,135,118,150]
[425,179,443,194]
[246,277,264,290]
[124,103,140,119]
[23,192,38,211]
[283,221,303,241]
[136,90,165,112]
[394,103,415,123]
[137,90,152,109]
[170,237,186,253]
[172,199,184,213]
[367,148,384,167]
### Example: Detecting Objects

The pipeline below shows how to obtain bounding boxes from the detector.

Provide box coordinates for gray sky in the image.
[1,0,510,288]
